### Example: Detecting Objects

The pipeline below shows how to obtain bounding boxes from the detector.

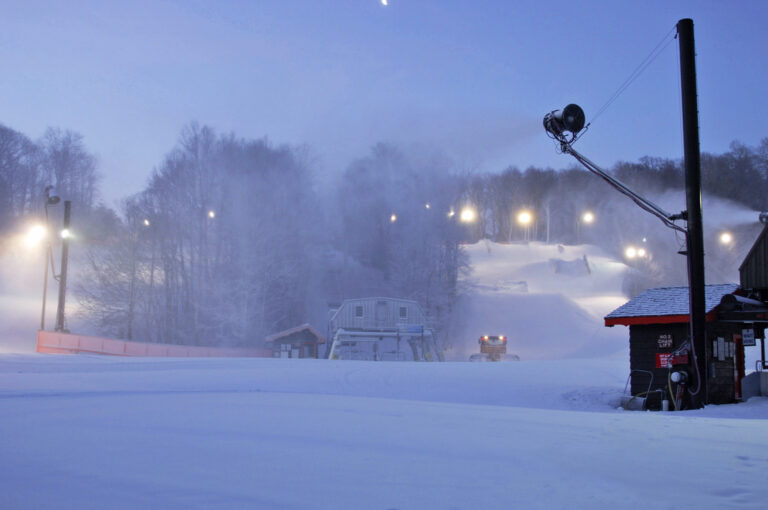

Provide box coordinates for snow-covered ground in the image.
[1,240,767,509]
[1,355,766,509]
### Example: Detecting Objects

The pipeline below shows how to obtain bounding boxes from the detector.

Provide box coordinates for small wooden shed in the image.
[605,284,746,409]
[265,324,325,359]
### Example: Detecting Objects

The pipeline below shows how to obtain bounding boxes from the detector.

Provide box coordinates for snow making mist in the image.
[649,190,763,284]
[0,228,51,352]
[550,186,762,295]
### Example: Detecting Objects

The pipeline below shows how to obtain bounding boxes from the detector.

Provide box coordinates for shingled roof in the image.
[605,283,739,326]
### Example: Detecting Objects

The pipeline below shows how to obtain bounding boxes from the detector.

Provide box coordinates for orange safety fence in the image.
[36,330,271,358]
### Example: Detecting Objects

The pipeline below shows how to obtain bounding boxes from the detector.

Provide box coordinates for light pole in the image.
[40,186,60,331]
[54,200,71,332]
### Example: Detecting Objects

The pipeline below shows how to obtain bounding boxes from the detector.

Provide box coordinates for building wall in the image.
[740,225,768,293]
[706,323,745,404]
[331,298,426,332]
[629,322,744,408]
[629,323,689,409]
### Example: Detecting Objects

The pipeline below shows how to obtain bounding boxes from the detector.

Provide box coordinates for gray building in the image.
[326,297,442,361]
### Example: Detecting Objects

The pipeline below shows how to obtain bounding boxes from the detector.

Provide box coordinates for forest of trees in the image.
[2,119,767,350]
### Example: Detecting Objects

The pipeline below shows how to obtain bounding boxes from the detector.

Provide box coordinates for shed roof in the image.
[265,323,326,344]
[605,283,739,326]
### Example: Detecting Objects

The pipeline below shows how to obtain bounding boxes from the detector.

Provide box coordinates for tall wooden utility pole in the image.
[677,18,707,408]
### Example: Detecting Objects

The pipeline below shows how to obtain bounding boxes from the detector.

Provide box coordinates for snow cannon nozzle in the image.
[543,104,585,143]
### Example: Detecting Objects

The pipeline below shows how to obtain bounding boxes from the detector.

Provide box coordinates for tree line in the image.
[2,119,766,349]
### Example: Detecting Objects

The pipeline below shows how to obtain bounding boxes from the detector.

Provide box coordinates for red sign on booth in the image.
[655,353,688,368]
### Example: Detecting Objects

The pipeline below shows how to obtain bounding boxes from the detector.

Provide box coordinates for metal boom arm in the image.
[562,143,687,235]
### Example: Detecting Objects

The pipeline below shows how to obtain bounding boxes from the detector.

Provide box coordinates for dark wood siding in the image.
[740,225,768,292]
[706,324,744,405]
[629,322,743,408]
[629,323,688,409]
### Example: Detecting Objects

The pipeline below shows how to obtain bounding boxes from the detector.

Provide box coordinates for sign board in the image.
[742,329,756,347]
[657,334,673,349]
[398,325,423,334]
[656,353,689,368]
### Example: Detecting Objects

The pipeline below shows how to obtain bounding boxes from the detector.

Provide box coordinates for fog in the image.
[1,117,766,356]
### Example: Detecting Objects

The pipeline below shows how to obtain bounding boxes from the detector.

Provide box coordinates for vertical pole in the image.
[40,244,50,330]
[678,18,707,408]
[55,201,71,332]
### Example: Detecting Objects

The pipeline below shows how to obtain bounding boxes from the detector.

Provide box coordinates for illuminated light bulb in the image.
[460,208,476,223]
[25,225,46,247]
[517,211,532,225]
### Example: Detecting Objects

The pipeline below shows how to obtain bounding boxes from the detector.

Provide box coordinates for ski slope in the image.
[1,240,767,509]
[454,240,629,360]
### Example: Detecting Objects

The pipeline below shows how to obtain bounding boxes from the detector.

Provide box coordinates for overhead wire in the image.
[580,25,678,136]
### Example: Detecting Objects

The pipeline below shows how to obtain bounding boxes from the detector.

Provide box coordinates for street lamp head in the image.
[44,185,60,205]
[582,211,594,224]
[517,210,533,226]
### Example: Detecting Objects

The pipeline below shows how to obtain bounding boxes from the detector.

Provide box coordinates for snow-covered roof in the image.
[605,283,739,325]
[265,323,325,344]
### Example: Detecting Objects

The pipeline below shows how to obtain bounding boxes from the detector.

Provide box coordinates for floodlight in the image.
[459,208,476,223]
[517,210,532,226]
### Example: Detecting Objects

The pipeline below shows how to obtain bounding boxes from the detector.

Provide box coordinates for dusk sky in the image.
[2,1,767,204]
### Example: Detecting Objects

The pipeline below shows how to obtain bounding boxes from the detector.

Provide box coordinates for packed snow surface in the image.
[1,355,767,509]
[2,240,766,508]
